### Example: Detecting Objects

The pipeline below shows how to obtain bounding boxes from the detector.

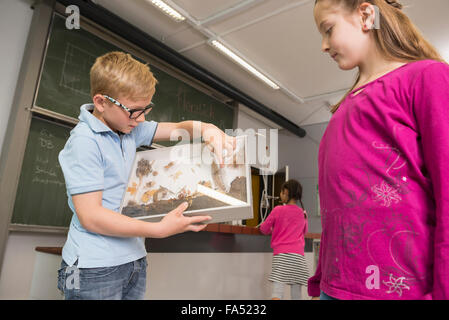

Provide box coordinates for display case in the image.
[119,136,253,224]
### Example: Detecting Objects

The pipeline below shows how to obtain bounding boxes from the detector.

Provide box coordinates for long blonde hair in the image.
[315,0,446,113]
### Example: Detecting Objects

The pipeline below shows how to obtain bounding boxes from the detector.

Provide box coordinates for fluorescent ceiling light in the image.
[149,0,186,22]
[210,40,280,90]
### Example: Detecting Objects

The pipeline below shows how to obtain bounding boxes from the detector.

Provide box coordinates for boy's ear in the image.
[92,94,106,112]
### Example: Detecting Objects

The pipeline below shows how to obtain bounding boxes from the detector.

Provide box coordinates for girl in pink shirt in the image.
[260,180,310,300]
[311,0,449,300]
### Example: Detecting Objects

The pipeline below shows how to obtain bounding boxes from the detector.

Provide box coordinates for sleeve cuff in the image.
[69,185,104,196]
[149,122,159,146]
[307,280,321,297]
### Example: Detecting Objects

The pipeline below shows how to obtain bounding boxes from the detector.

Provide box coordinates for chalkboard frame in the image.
[8,4,237,233]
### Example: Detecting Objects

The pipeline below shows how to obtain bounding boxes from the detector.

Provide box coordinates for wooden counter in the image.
[35,224,321,255]
[203,223,321,239]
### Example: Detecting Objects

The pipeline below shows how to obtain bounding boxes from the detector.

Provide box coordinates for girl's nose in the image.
[321,38,330,53]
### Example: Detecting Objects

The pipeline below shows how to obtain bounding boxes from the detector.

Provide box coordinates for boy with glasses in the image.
[57,51,234,300]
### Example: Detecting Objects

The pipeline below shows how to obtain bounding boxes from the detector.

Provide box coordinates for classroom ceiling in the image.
[91,0,449,129]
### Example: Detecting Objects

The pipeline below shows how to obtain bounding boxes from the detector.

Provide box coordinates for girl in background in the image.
[260,179,310,300]
[310,0,449,299]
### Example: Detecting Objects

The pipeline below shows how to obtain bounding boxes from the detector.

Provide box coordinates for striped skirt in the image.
[268,253,310,286]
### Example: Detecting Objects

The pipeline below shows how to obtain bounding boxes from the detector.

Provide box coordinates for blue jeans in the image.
[320,291,338,300]
[57,257,147,300]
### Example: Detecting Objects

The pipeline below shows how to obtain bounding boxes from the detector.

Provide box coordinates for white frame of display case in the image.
[119,136,253,224]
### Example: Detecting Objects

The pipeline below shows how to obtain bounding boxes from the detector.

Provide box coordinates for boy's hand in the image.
[202,124,236,168]
[157,202,212,238]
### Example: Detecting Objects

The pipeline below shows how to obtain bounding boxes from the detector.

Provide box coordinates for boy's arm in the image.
[153,121,235,166]
[72,191,211,238]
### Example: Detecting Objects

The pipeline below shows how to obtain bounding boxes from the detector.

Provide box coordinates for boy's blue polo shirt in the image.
[58,104,158,268]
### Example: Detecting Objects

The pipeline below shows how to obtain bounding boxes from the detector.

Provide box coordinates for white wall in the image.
[237,107,274,132]
[146,252,314,300]
[0,0,49,301]
[0,0,33,154]
[0,232,66,300]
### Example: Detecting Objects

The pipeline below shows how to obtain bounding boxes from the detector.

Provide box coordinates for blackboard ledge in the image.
[9,224,68,234]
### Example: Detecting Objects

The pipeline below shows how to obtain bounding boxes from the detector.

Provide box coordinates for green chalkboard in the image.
[11,117,73,227]
[35,14,234,131]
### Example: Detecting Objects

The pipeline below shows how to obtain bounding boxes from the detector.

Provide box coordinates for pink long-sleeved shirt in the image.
[259,204,308,256]
[308,60,449,300]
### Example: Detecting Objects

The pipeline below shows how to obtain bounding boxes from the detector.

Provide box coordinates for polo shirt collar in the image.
[79,104,114,134]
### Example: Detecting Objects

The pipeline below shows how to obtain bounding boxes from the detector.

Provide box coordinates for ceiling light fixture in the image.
[209,40,280,90]
[149,0,186,22]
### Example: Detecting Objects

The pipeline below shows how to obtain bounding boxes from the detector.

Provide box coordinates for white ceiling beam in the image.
[219,0,313,38]
[302,88,349,103]
[177,0,313,53]
[199,0,267,26]
[298,104,330,125]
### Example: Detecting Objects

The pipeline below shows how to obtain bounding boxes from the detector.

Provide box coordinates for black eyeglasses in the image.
[103,95,154,119]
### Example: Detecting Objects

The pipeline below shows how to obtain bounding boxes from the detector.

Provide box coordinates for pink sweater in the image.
[259,204,308,256]
[308,60,449,300]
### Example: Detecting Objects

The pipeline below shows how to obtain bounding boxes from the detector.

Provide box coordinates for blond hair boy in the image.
[57,51,233,300]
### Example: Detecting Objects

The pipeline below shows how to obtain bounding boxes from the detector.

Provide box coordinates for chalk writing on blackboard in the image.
[12,117,73,227]
[31,128,66,187]
[60,43,95,96]
[178,87,216,121]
